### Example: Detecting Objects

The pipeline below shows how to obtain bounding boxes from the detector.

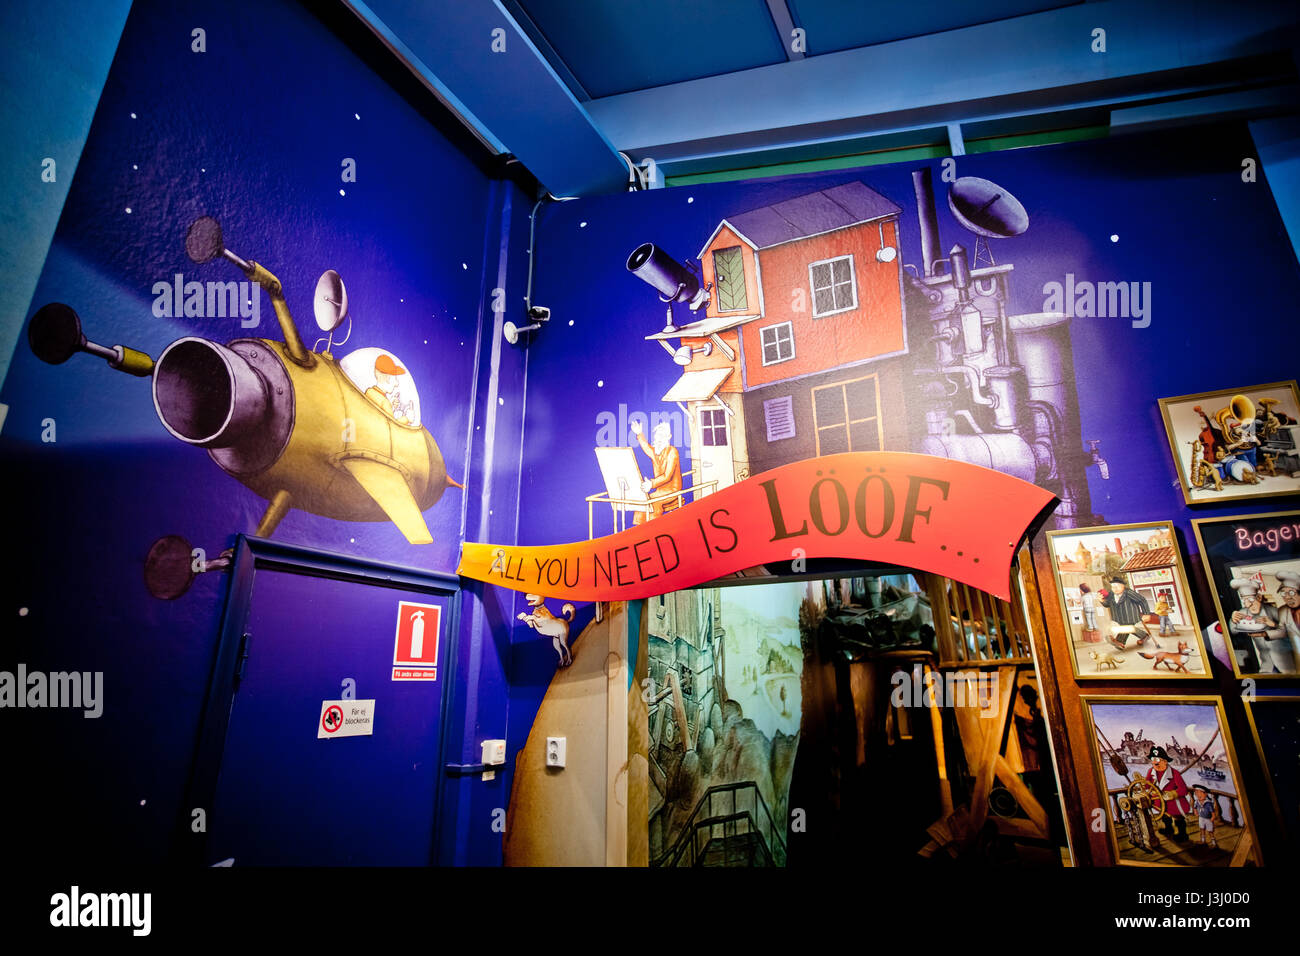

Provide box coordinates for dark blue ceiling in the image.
[513,0,1082,97]
[786,0,1078,55]
[513,0,788,98]
[348,0,1300,197]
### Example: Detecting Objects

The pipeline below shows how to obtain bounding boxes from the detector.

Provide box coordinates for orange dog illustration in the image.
[517,593,576,667]
[1138,641,1190,672]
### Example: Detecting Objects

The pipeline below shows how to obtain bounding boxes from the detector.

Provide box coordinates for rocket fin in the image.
[338,458,434,544]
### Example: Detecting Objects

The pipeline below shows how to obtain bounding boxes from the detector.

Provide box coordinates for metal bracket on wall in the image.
[234,632,251,685]
[445,762,491,777]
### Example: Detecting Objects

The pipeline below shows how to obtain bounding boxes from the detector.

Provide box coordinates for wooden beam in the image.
[969,665,1015,830]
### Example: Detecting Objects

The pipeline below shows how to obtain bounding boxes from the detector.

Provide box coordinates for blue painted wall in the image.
[515,122,1300,565]
[0,0,525,866]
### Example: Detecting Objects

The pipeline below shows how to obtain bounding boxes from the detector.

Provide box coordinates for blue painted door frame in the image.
[174,534,463,865]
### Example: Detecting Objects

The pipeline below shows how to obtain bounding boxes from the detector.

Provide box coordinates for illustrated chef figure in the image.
[1229,576,1294,673]
[1146,745,1191,842]
[1267,569,1300,673]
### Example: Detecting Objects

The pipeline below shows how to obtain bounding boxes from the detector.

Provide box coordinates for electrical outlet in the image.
[545,736,566,768]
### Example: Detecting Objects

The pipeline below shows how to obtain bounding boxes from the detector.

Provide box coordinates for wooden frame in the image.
[1045,521,1209,680]
[1242,695,1300,845]
[1192,509,1300,678]
[1158,380,1300,506]
[1080,695,1260,867]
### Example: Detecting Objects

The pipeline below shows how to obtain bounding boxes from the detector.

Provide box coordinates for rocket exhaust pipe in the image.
[153,337,269,448]
[912,168,941,277]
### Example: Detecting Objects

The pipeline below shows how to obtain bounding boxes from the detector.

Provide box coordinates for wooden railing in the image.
[925,572,1033,666]
[585,468,718,539]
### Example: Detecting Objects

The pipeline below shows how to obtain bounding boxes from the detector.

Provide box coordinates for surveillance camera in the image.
[527,306,550,322]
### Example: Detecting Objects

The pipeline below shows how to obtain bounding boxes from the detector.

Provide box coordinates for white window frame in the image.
[698,407,729,447]
[759,320,795,366]
[808,254,857,319]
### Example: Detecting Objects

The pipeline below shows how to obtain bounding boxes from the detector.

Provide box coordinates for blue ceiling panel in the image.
[786,0,1080,55]
[348,0,631,196]
[515,0,788,97]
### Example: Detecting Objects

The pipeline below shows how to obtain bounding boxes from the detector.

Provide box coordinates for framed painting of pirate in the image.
[1158,380,1300,506]
[1192,510,1300,678]
[1082,696,1261,866]
[1046,521,1209,681]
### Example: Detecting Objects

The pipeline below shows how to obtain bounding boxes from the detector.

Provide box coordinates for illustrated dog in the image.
[518,593,576,667]
[1139,641,1190,672]
[1088,650,1123,671]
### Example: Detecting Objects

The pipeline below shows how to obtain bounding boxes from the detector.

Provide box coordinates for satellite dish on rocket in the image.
[313,270,349,332]
[948,177,1028,266]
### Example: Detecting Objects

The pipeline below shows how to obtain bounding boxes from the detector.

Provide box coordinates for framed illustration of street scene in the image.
[1158,380,1300,506]
[1081,696,1260,867]
[1045,521,1209,681]
[1243,696,1300,850]
[1192,510,1300,678]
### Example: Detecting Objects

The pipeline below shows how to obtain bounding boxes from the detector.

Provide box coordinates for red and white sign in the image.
[317,699,375,738]
[393,601,440,681]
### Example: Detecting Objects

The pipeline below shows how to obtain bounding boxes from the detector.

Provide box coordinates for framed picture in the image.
[1081,695,1260,866]
[1243,696,1300,849]
[1158,380,1300,506]
[1192,510,1300,678]
[1046,521,1208,680]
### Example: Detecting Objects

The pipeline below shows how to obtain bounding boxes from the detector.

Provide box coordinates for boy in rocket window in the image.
[365,353,411,424]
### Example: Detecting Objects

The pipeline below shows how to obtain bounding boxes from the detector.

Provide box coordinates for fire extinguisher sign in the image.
[392,601,440,681]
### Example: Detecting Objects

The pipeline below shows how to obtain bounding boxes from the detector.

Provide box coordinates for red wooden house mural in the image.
[646,181,912,490]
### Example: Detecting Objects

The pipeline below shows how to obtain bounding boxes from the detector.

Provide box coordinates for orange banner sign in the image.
[457,452,1058,602]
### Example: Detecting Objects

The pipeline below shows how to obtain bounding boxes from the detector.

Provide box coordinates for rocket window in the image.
[760,321,795,365]
[809,255,857,318]
[338,347,423,427]
[712,246,748,313]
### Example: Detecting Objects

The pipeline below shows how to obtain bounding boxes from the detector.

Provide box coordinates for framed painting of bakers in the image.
[1046,521,1209,681]
[1158,380,1300,506]
[1242,696,1300,852]
[1082,696,1261,867]
[1192,510,1300,679]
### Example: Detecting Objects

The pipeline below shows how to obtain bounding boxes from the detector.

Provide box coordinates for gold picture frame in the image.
[1046,521,1209,680]
[1191,510,1300,679]
[1242,696,1300,846]
[1158,380,1300,506]
[1081,695,1260,867]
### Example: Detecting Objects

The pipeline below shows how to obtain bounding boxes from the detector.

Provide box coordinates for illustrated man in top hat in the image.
[1146,745,1191,842]
[365,353,411,425]
[1099,577,1153,653]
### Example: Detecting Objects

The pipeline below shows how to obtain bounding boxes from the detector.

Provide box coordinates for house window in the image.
[700,407,728,446]
[760,321,794,365]
[811,374,883,455]
[712,246,748,312]
[764,395,795,442]
[809,255,857,317]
